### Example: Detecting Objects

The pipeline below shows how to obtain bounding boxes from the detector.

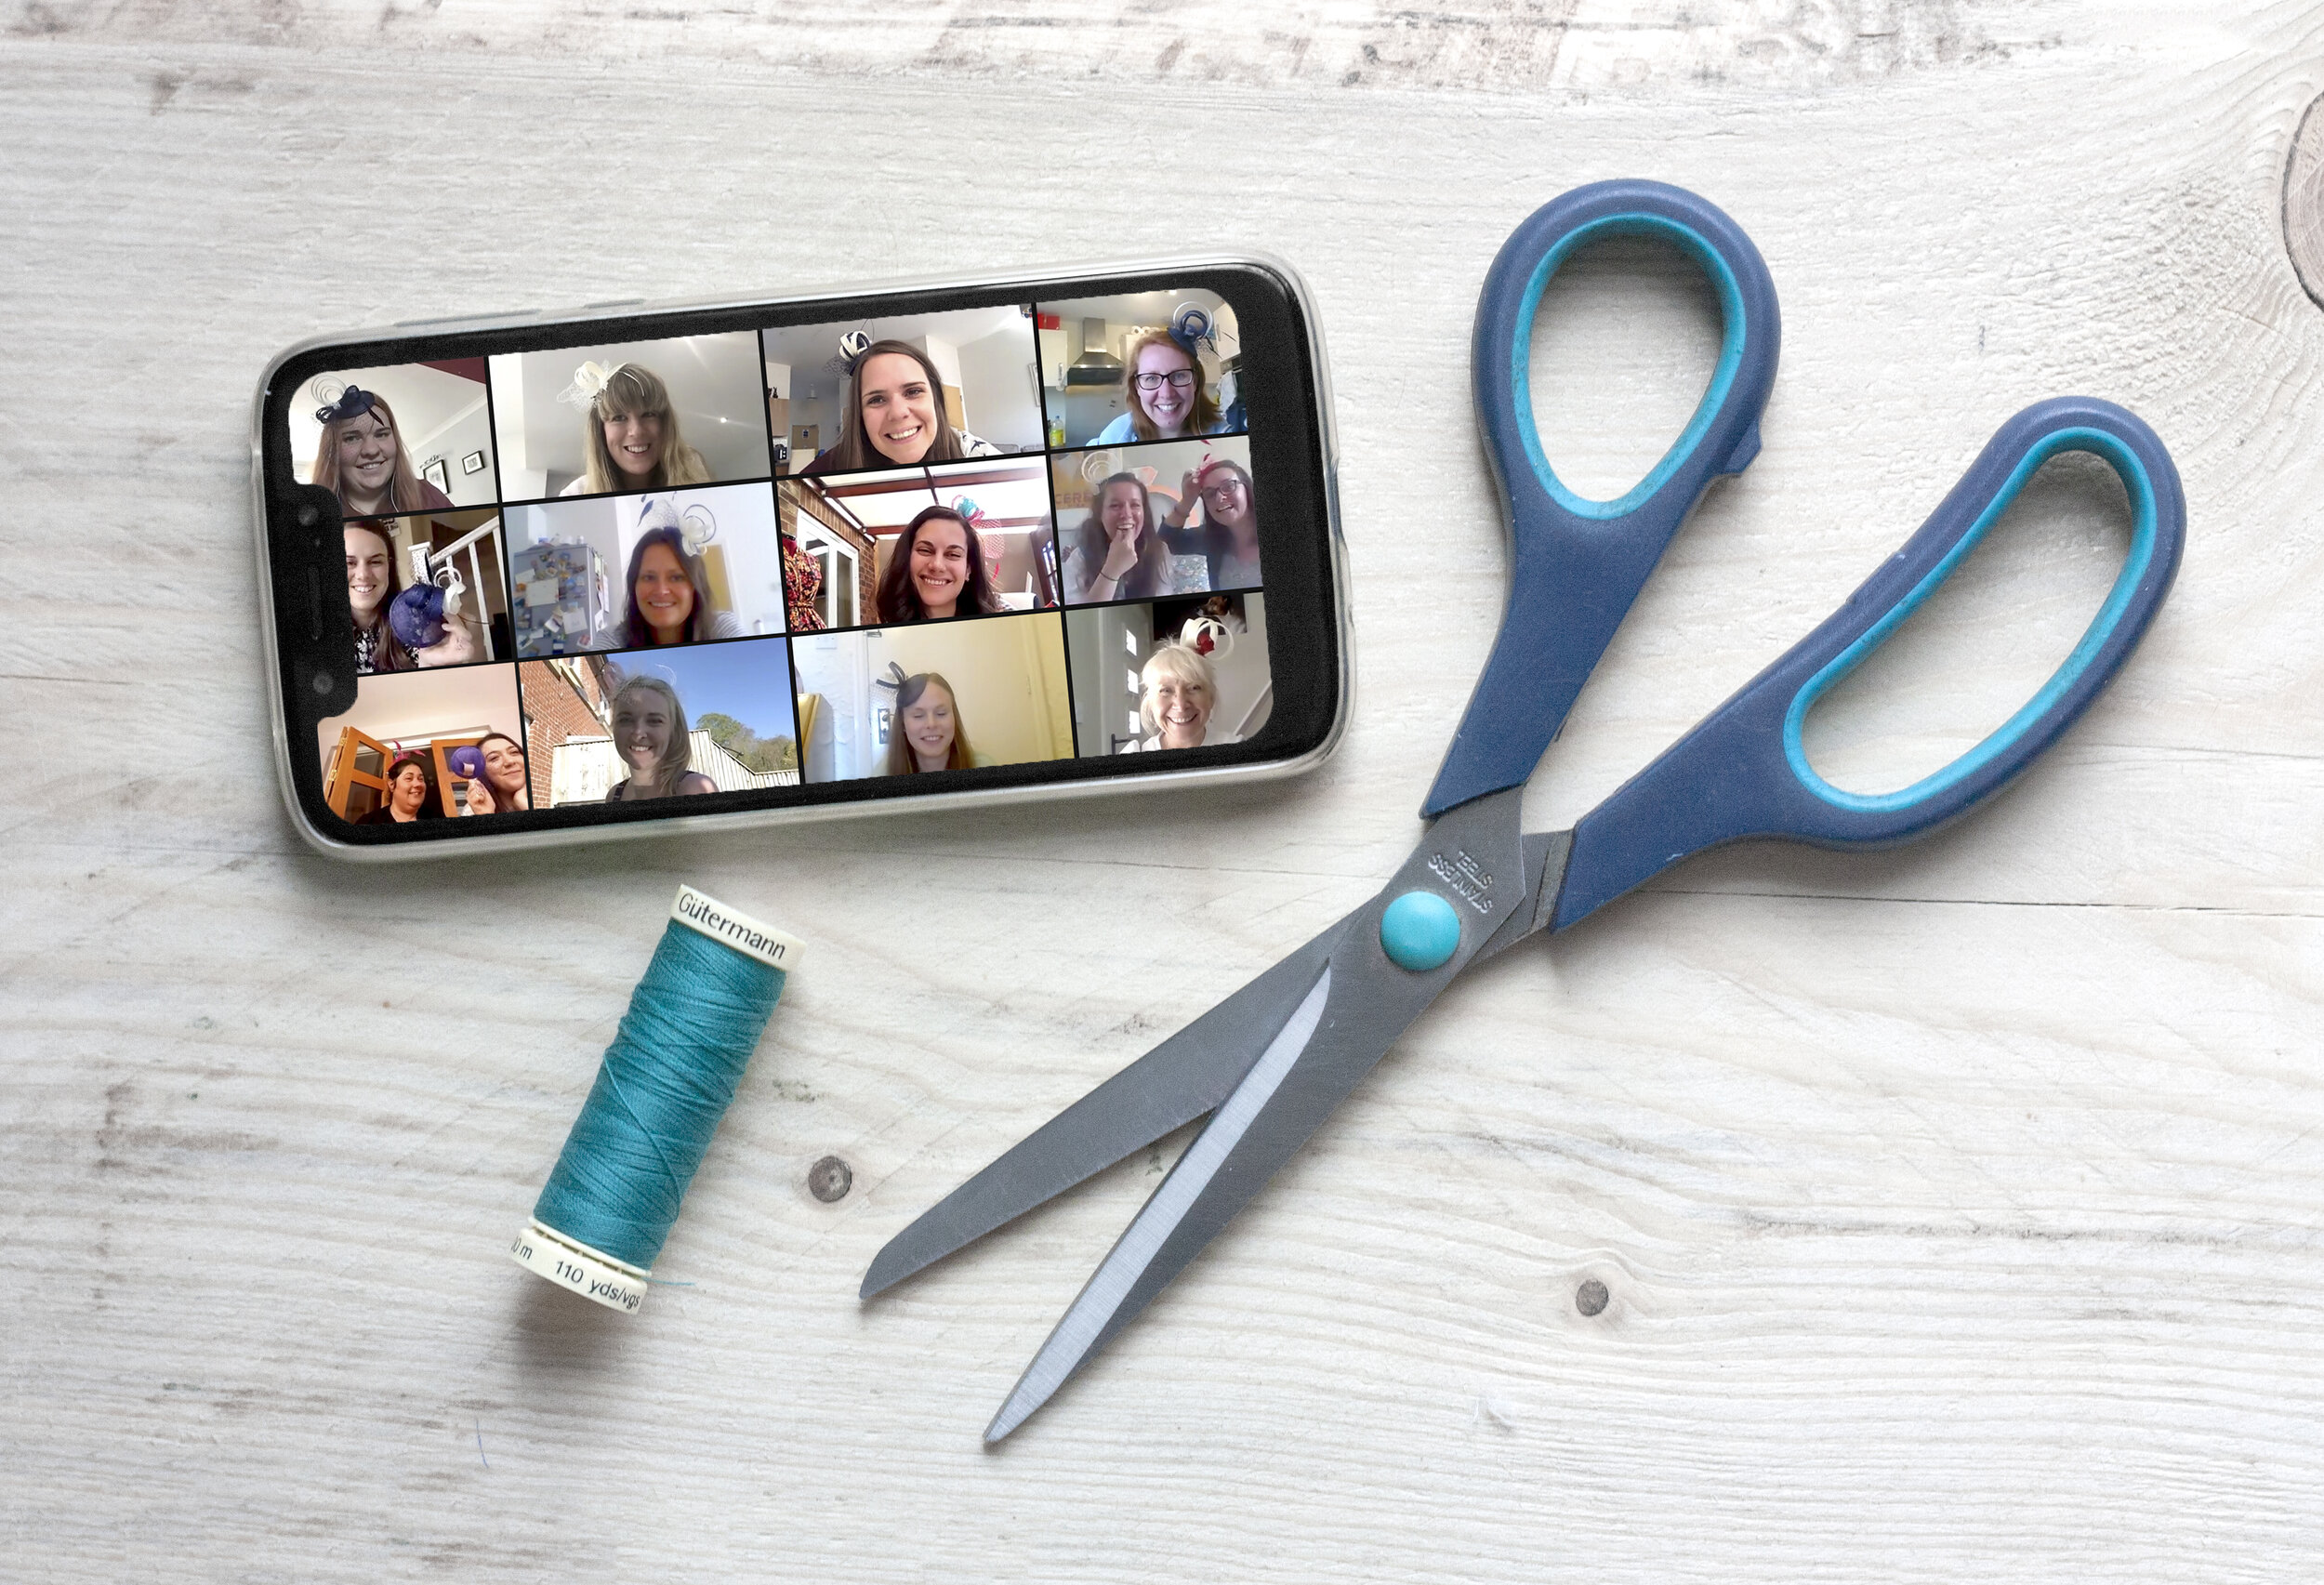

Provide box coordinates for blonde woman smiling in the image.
[561,363,714,496]
[1118,642,1240,752]
[603,676,717,800]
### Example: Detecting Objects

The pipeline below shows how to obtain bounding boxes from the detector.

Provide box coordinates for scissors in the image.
[863,180,2187,1442]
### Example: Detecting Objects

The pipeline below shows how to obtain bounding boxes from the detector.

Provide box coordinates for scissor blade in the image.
[987,964,1335,1443]
[861,914,1354,1300]
[984,786,1528,1440]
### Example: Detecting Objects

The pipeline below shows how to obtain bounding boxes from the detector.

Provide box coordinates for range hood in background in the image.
[1064,318,1123,386]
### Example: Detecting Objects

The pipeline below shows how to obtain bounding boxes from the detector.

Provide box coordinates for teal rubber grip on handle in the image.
[1421,179,1782,820]
[1551,397,2185,931]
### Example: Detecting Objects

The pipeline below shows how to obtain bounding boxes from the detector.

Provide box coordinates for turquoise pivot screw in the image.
[1380,891,1462,972]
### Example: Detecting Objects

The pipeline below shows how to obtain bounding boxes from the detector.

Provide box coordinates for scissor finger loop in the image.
[1429,179,1783,819]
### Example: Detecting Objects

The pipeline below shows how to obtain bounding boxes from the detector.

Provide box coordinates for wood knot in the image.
[2287,92,2324,309]
[807,1155,853,1203]
[1575,1278,1610,1317]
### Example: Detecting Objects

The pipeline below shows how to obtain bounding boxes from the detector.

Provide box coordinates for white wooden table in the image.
[7,4,2321,1578]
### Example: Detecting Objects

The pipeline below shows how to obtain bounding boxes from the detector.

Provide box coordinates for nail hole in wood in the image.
[1575,1278,1609,1316]
[2286,91,2324,309]
[807,1155,852,1203]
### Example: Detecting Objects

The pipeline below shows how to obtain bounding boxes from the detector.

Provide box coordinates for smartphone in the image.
[249,258,1350,857]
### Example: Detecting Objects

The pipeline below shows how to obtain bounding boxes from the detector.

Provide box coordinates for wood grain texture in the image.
[5,2,2324,1579]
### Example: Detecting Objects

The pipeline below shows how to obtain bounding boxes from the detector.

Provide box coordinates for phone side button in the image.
[392,308,540,329]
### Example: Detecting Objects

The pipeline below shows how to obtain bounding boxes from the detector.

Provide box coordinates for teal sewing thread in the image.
[509,885,802,1314]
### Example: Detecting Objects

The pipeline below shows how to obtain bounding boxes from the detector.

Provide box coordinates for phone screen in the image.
[261,270,1340,845]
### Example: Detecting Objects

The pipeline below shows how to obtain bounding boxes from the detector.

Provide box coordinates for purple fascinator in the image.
[312,382,379,426]
[388,582,448,650]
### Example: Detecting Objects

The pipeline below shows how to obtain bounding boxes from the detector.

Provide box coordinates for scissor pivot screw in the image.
[1380,891,1461,972]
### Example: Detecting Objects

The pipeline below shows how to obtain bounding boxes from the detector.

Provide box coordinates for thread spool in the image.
[509,884,802,1314]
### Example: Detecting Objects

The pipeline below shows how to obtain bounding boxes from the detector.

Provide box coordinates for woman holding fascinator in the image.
[452,733,531,814]
[342,518,479,673]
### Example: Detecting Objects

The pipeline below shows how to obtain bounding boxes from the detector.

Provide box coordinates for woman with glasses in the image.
[1093,329,1235,443]
[1159,457,1262,591]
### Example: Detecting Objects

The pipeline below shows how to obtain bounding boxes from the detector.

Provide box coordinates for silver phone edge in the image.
[248,251,1352,864]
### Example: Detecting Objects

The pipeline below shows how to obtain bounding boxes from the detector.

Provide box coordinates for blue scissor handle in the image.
[1423,179,1782,818]
[1551,397,2186,931]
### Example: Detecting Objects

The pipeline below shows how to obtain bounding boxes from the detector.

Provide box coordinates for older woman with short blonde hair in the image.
[1119,641,1241,752]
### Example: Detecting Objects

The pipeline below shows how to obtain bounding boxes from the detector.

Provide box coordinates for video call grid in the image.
[306,293,1268,819]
